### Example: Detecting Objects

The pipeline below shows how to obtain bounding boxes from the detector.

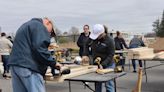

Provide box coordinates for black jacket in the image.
[83,35,115,68]
[77,32,91,56]
[8,18,56,75]
[114,37,128,50]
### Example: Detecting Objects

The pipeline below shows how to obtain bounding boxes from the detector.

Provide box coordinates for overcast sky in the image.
[0,0,164,34]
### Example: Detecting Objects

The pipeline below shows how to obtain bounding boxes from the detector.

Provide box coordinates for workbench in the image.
[65,72,126,92]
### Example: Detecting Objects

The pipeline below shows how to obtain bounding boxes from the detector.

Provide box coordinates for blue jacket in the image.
[129,37,145,48]
[8,18,56,75]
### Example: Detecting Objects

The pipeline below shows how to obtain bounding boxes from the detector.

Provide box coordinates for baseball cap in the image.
[89,24,105,40]
[49,20,56,37]
[43,17,55,33]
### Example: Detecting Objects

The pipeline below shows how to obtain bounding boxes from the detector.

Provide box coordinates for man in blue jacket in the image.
[8,18,62,92]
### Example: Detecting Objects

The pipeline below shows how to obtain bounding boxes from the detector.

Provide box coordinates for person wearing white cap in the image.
[82,24,115,92]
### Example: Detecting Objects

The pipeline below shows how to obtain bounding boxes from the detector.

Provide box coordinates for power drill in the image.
[95,57,103,69]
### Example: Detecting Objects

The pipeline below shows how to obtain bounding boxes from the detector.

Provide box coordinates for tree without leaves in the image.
[69,26,79,42]
[63,31,68,36]
[69,26,79,35]
[144,32,156,37]
[55,28,62,36]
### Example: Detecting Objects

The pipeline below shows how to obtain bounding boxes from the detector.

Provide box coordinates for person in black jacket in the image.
[82,24,115,92]
[77,25,92,64]
[114,31,128,70]
[8,18,62,92]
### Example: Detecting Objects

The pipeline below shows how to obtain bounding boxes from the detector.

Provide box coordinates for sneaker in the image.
[133,70,137,73]
[4,76,10,80]
[5,73,11,78]
[2,73,7,77]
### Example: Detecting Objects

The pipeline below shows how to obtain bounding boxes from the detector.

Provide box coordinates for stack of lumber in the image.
[148,37,164,52]
[45,65,97,82]
[154,51,164,59]
[127,47,164,60]
[127,47,155,60]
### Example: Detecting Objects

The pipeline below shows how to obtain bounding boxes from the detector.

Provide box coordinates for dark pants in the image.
[132,59,142,71]
[51,67,56,76]
[1,55,10,74]
[116,53,125,70]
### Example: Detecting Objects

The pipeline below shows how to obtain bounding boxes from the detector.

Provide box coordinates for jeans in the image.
[95,63,115,92]
[1,55,10,74]
[10,66,45,92]
[132,59,142,71]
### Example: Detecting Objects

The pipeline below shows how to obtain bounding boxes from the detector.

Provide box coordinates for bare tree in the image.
[55,28,62,36]
[69,26,79,35]
[63,31,68,36]
[69,26,79,42]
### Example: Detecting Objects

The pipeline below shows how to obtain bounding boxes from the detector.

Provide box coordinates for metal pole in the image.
[144,61,148,83]
[68,81,71,92]
[114,78,117,92]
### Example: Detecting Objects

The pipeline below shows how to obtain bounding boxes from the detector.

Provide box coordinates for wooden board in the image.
[127,47,155,59]
[96,68,114,74]
[127,47,164,60]
[45,65,98,82]
[154,51,164,59]
[132,68,142,92]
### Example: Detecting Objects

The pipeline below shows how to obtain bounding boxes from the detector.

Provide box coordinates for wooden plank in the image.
[127,47,155,59]
[154,51,164,59]
[96,68,114,74]
[132,68,143,92]
[45,65,97,82]
[127,48,164,60]
[53,66,97,82]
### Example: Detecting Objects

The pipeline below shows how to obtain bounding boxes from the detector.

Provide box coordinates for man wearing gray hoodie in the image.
[129,35,145,72]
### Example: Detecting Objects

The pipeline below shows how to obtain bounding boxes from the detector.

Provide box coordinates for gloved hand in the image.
[55,62,62,70]
[81,56,90,65]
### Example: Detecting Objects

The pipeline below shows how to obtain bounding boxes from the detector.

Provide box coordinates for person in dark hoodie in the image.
[8,18,62,92]
[114,31,128,70]
[77,24,92,64]
[82,24,115,92]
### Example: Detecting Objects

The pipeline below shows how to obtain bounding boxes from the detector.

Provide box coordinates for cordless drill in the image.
[94,57,103,69]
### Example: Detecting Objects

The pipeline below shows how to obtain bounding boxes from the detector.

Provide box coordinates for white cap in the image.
[89,24,104,40]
